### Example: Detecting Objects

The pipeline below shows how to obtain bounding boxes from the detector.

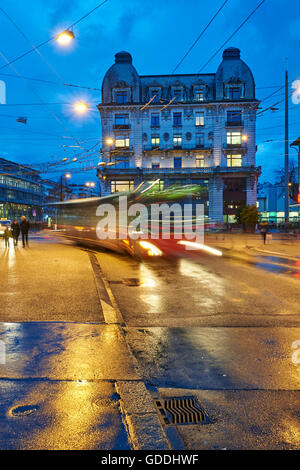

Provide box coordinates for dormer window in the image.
[194,86,206,101]
[172,87,183,101]
[225,83,244,100]
[115,90,129,104]
[149,88,161,103]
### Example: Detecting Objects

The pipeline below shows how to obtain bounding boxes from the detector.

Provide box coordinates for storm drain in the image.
[155,397,211,426]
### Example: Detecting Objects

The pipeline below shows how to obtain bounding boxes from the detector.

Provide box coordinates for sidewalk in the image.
[205,232,300,260]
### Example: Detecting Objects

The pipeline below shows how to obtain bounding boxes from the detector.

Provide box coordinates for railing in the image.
[113,124,131,129]
[225,121,243,127]
[143,144,212,151]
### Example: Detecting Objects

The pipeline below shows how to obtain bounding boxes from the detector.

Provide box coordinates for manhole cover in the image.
[122,278,141,286]
[155,397,211,426]
[10,405,39,417]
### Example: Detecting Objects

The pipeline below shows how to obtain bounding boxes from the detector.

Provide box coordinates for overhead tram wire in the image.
[198,0,266,73]
[0,72,101,91]
[171,0,230,74]
[0,0,109,71]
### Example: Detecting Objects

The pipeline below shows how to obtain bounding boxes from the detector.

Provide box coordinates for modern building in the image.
[97,47,260,223]
[257,181,299,222]
[0,157,44,221]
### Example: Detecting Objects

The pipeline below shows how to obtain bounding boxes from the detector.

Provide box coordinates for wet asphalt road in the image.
[0,234,299,450]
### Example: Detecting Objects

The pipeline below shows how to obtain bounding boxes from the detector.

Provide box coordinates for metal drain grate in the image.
[155,397,211,426]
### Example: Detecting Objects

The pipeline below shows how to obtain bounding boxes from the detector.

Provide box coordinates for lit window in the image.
[173,134,182,148]
[116,91,128,104]
[151,135,160,147]
[173,112,182,126]
[195,111,205,126]
[115,136,130,148]
[151,113,160,127]
[111,181,134,193]
[196,156,205,168]
[227,154,242,167]
[227,131,242,146]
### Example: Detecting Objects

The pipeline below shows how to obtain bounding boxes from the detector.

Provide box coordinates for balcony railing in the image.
[225,120,243,127]
[143,143,212,152]
[113,124,131,130]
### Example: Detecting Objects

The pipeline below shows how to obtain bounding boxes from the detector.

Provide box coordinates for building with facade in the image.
[0,157,44,221]
[97,47,260,223]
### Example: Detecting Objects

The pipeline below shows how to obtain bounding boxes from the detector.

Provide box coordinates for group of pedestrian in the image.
[3,216,30,248]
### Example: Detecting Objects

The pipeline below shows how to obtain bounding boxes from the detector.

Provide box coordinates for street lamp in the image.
[56,30,75,46]
[106,138,114,146]
[74,101,89,114]
[242,134,248,142]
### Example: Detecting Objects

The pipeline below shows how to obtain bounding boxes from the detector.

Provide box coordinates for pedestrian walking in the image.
[3,226,12,248]
[260,223,268,244]
[20,216,30,247]
[11,219,20,246]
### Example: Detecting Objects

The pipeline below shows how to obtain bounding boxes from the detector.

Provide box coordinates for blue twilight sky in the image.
[0,0,299,186]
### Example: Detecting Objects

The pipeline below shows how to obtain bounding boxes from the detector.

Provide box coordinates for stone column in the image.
[246,174,257,206]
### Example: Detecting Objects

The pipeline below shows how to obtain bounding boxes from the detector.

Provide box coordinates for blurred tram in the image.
[50,182,222,258]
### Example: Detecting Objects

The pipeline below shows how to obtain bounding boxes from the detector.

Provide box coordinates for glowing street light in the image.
[242,134,248,142]
[106,138,114,146]
[74,101,89,114]
[65,173,71,178]
[56,30,75,46]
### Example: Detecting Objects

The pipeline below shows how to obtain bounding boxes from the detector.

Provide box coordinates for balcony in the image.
[143,143,212,153]
[113,124,131,130]
[223,143,247,154]
[225,120,243,127]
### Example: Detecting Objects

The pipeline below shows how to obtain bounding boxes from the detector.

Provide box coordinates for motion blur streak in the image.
[177,240,223,256]
[138,241,163,256]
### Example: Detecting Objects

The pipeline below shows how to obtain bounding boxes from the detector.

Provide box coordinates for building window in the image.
[150,88,160,103]
[227,154,242,167]
[194,87,205,101]
[227,131,242,146]
[111,181,134,193]
[195,111,205,126]
[196,156,205,168]
[116,91,128,104]
[115,136,130,148]
[174,157,182,169]
[228,86,242,100]
[173,88,183,101]
[114,114,129,128]
[151,135,160,148]
[152,163,160,169]
[227,110,242,126]
[151,113,160,127]
[173,112,182,127]
[114,156,129,168]
[173,134,182,149]
[196,133,204,148]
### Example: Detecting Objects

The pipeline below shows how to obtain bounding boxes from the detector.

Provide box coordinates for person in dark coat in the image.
[11,219,20,246]
[20,216,30,247]
[3,226,12,248]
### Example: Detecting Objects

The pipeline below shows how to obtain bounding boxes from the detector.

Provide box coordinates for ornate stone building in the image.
[97,47,260,223]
